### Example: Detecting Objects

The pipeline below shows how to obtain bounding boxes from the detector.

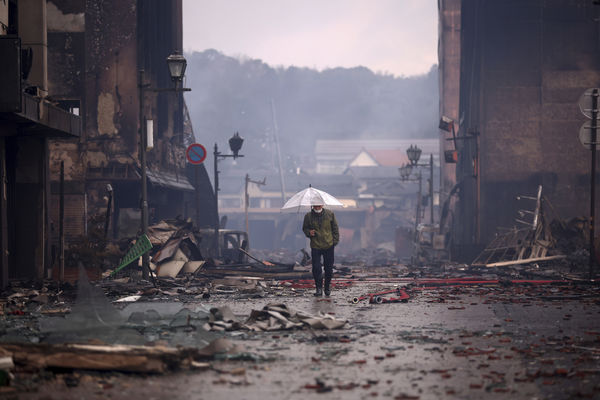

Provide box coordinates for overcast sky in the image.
[182,0,438,77]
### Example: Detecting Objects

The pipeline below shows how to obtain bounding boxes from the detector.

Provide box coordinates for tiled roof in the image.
[365,149,409,167]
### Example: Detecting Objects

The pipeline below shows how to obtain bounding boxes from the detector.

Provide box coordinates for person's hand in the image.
[309,229,316,237]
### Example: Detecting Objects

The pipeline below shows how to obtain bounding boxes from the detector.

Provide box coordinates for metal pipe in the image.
[213,143,220,257]
[416,171,422,232]
[138,69,149,280]
[429,154,434,224]
[59,161,64,283]
[590,89,598,280]
[238,247,268,266]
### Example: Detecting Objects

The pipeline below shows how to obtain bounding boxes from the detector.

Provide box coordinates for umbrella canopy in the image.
[281,186,344,212]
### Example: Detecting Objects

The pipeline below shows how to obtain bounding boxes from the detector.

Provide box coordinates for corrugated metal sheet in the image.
[146,168,194,192]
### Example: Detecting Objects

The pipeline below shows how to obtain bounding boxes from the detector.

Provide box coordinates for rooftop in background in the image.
[315,139,438,174]
[349,148,409,168]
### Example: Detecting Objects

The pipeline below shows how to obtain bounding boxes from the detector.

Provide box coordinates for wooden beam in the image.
[479,255,567,268]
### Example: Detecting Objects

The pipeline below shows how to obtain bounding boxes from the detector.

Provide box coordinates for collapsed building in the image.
[438,0,600,262]
[0,0,81,286]
[47,0,216,238]
[0,0,217,284]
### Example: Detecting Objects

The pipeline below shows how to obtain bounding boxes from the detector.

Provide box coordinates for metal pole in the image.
[590,89,598,280]
[59,161,64,283]
[139,69,149,280]
[195,166,200,227]
[429,154,434,224]
[213,143,220,257]
[415,170,422,233]
[245,173,249,234]
[0,138,8,289]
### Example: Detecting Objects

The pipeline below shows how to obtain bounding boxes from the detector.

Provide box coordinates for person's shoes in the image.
[314,287,323,297]
[324,288,331,296]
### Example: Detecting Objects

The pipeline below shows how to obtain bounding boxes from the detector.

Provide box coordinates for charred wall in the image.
[46,0,207,242]
[450,0,600,259]
[438,0,461,205]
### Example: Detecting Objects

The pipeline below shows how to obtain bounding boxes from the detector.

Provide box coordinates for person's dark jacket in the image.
[302,208,339,250]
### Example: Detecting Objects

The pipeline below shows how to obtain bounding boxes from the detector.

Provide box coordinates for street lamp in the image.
[406,145,423,166]
[166,51,187,82]
[138,51,191,280]
[213,132,245,257]
[399,163,412,180]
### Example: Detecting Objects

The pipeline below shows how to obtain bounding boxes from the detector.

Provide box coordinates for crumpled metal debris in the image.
[205,303,347,332]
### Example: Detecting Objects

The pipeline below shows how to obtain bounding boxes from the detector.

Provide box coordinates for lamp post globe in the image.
[399,163,412,181]
[228,132,244,158]
[166,51,187,82]
[406,144,422,166]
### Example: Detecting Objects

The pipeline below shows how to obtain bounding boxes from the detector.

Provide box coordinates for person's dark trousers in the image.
[311,246,334,295]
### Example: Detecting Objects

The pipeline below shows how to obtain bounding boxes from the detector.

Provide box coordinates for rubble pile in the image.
[206,303,347,332]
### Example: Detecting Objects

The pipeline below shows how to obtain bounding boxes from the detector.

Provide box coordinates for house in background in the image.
[216,139,440,257]
[218,172,360,251]
[343,146,441,260]
[347,148,409,169]
[314,139,438,174]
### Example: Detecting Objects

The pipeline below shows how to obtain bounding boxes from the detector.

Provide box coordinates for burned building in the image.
[46,1,215,244]
[0,0,81,286]
[438,0,600,261]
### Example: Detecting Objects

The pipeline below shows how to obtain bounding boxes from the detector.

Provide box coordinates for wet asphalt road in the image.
[16,280,600,400]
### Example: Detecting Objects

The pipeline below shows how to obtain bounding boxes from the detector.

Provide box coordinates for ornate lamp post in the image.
[138,51,190,280]
[213,132,245,257]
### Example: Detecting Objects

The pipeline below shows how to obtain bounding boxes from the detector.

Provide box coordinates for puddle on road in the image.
[39,266,220,347]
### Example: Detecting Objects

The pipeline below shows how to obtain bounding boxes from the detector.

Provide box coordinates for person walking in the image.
[302,204,339,296]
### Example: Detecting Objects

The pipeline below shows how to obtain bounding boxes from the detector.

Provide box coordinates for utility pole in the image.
[244,174,266,234]
[270,99,287,205]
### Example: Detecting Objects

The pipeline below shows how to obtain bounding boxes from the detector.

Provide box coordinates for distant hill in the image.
[184,49,438,173]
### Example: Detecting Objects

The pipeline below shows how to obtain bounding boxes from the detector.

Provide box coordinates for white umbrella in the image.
[281,186,344,212]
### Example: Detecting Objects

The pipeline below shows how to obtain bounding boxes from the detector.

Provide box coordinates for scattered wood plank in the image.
[483,255,566,268]
[0,343,187,373]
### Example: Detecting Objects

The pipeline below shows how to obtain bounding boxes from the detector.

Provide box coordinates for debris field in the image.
[0,259,598,400]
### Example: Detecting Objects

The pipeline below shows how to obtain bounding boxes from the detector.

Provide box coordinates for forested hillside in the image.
[184,49,438,172]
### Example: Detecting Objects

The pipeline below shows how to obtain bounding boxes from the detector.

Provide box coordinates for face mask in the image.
[313,208,323,213]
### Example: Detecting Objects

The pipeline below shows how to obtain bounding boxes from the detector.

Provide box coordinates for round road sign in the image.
[578,88,600,119]
[186,143,207,164]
